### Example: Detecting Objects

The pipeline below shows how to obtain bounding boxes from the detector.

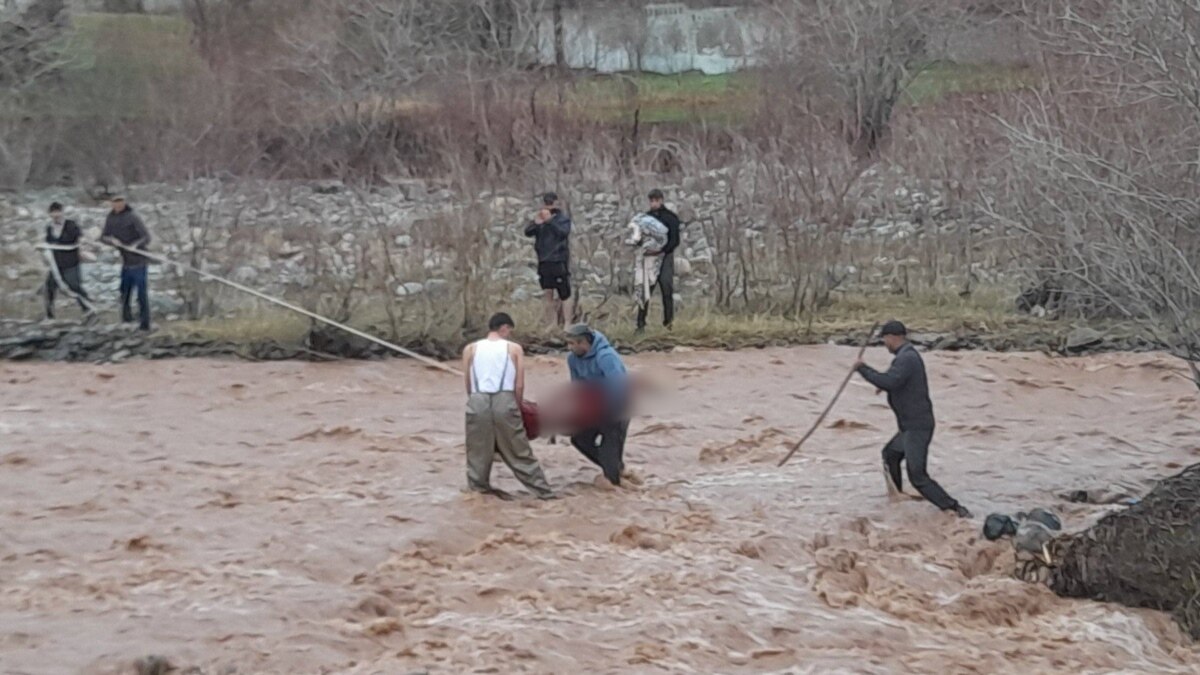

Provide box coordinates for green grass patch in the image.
[50,13,207,119]
[568,71,759,124]
[605,287,1036,348]
[568,63,1037,125]
[903,62,1038,104]
[66,13,196,72]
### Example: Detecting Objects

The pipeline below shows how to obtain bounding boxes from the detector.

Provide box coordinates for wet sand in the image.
[1,346,1198,674]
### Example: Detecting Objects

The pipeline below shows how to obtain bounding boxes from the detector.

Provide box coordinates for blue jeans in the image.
[119,266,151,330]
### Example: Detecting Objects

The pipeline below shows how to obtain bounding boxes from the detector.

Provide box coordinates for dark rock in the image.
[983,513,1018,541]
[1066,326,1105,352]
[1026,507,1062,531]
[312,180,344,195]
[305,325,385,359]
[1066,490,1089,504]
[135,655,175,675]
[1016,279,1063,314]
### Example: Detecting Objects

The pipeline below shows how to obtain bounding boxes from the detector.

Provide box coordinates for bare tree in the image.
[0,0,68,188]
[982,0,1200,388]
[764,0,959,161]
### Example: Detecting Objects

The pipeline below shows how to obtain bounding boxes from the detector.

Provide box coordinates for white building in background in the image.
[536,2,769,75]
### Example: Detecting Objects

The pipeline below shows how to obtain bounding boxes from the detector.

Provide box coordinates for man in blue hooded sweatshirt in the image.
[564,323,629,486]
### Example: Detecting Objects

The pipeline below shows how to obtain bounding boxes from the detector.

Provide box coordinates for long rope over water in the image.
[99,241,463,376]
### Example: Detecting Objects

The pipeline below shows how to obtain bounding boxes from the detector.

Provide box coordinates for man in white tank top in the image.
[461,313,554,499]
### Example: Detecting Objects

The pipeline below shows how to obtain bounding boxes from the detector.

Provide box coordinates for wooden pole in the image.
[777,323,879,468]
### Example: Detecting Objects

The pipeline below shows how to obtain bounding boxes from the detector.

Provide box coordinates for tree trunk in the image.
[553,0,566,70]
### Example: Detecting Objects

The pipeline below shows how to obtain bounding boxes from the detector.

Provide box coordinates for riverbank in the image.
[0,312,1172,364]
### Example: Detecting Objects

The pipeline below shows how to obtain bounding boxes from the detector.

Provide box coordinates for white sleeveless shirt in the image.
[470,338,516,394]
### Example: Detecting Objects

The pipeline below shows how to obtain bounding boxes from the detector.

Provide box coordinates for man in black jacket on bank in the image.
[40,202,94,320]
[524,192,573,328]
[638,188,681,331]
[854,320,972,518]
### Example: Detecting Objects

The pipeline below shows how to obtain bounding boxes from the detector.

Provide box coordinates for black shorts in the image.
[537,261,572,300]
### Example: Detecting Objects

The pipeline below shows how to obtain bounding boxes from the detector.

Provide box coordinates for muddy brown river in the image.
[2,346,1198,674]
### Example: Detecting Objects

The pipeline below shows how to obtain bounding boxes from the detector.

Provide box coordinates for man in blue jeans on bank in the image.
[101,196,153,331]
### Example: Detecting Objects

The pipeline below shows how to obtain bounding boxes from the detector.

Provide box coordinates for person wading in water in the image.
[462,313,555,500]
[564,323,631,487]
[854,320,972,518]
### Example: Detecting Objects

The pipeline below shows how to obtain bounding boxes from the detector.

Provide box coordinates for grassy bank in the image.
[162,287,1062,357]
[568,62,1037,124]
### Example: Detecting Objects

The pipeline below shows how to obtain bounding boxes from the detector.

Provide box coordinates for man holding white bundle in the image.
[626,211,669,333]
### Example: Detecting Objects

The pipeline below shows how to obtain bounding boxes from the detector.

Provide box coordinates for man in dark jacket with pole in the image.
[639,188,681,331]
[100,196,152,331]
[524,192,573,328]
[853,320,972,518]
[39,202,94,320]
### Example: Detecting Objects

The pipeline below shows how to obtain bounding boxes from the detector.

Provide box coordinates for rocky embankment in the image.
[0,167,998,322]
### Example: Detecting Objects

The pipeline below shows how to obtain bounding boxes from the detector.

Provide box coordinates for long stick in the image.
[105,241,463,376]
[39,246,98,313]
[778,322,879,467]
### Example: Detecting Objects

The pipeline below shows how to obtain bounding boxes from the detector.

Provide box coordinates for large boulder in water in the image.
[1031,464,1200,639]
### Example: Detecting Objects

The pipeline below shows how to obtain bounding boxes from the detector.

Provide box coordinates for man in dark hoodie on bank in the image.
[854,320,971,518]
[638,188,681,331]
[39,202,94,320]
[564,323,630,486]
[524,192,573,328]
[100,196,152,331]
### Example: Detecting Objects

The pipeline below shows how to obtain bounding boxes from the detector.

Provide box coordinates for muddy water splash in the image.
[1,347,1198,673]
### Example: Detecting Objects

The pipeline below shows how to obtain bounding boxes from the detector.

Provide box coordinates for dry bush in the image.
[763,0,966,160]
[0,0,69,188]
[981,0,1200,385]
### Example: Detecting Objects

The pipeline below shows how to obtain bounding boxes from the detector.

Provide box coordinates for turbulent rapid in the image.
[1,346,1197,674]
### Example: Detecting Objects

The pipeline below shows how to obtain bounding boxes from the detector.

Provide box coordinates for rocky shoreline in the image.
[0,319,1169,364]
[0,169,999,324]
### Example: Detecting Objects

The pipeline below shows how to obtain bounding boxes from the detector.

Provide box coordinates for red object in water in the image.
[520,399,540,439]
[566,384,607,431]
[519,383,611,440]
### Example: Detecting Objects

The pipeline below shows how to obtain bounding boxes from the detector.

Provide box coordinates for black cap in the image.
[879,320,907,336]
[541,192,558,206]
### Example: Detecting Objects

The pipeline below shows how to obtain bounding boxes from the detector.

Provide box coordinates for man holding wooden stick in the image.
[854,320,972,518]
[38,202,95,321]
